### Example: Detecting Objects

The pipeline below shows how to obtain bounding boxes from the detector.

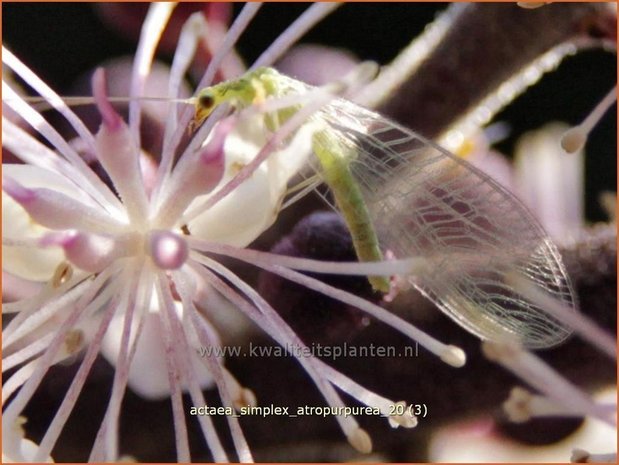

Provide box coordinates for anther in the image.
[440,345,467,368]
[387,401,418,428]
[561,86,617,153]
[64,329,85,355]
[347,427,372,454]
[517,2,548,9]
[52,262,73,288]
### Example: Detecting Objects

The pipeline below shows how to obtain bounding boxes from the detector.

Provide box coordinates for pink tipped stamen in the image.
[2,176,36,202]
[148,231,189,270]
[3,176,126,233]
[94,75,150,226]
[199,118,233,165]
[92,68,122,131]
[2,119,123,216]
[154,117,230,227]
[42,230,119,274]
[2,69,124,215]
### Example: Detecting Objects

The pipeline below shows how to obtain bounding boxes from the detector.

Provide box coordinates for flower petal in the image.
[100,295,215,400]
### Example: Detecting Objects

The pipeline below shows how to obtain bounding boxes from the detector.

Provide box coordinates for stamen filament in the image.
[154,273,191,463]
[162,296,230,463]
[154,3,263,204]
[188,259,370,452]
[3,271,112,350]
[174,274,253,462]
[1,269,85,318]
[89,263,144,461]
[129,2,175,147]
[561,86,617,153]
[163,13,209,138]
[33,300,119,462]
[2,269,118,426]
[319,363,417,428]
[251,3,341,69]
[190,238,427,277]
[3,333,54,373]
[2,83,124,215]
[154,117,229,227]
[2,47,98,153]
[192,250,465,367]
[507,272,616,360]
[482,341,615,427]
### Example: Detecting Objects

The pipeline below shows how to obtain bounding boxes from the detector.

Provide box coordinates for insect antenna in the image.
[13,95,196,111]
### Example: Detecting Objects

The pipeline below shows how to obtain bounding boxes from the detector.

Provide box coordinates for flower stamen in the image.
[3,176,127,233]
[51,262,73,288]
[482,341,616,427]
[561,85,617,153]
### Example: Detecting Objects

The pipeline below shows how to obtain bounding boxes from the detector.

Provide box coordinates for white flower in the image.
[2,4,422,462]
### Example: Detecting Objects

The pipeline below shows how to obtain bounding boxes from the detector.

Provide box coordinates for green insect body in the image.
[194,67,390,293]
[312,132,390,292]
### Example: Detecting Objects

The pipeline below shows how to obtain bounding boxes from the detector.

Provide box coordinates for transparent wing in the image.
[310,98,576,349]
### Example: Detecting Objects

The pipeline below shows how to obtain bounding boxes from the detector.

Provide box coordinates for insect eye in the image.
[198,93,215,110]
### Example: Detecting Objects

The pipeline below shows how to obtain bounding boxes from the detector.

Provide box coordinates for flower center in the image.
[146,230,189,270]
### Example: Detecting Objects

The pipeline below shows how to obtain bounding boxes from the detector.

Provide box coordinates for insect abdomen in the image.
[313,132,390,293]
